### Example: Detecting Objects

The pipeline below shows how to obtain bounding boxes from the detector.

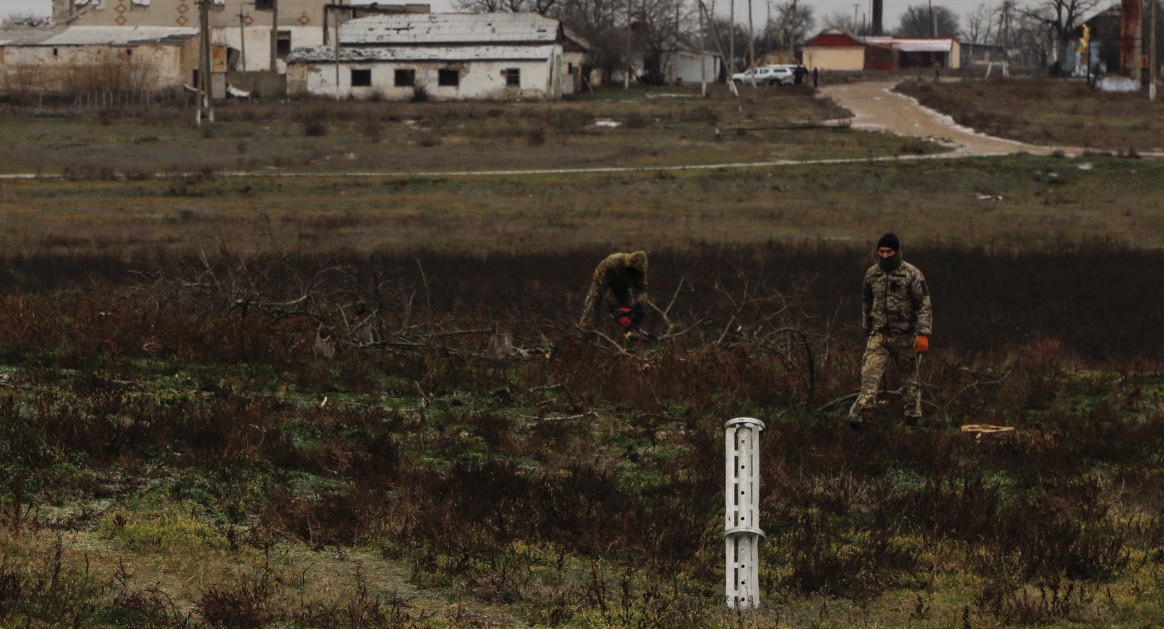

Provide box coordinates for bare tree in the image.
[713,16,753,70]
[964,3,995,44]
[455,0,558,14]
[1017,0,1103,71]
[454,0,507,12]
[629,0,690,83]
[554,0,630,77]
[994,0,1019,51]
[821,9,863,33]
[896,4,961,38]
[768,1,815,57]
[1011,6,1055,67]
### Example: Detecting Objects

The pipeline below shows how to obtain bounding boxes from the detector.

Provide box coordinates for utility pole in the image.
[197,0,213,125]
[269,0,279,72]
[765,0,771,57]
[238,4,247,71]
[334,4,341,101]
[699,0,707,95]
[747,0,756,71]
[789,0,797,61]
[729,0,735,74]
[1151,0,1158,100]
[624,0,632,88]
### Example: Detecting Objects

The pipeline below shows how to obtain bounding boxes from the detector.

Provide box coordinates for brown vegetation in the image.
[895,78,1164,152]
[0,243,1162,626]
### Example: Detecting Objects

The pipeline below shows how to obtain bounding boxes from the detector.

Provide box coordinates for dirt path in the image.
[819,80,1079,157]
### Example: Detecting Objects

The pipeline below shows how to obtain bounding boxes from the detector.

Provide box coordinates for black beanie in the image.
[877,233,900,251]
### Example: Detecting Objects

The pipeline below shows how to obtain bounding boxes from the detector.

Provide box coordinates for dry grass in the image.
[0,244,1163,627]
[2,78,1164,628]
[895,77,1164,152]
[0,84,918,175]
[2,154,1163,258]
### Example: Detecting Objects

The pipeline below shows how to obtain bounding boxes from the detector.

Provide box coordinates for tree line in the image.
[447,0,1159,79]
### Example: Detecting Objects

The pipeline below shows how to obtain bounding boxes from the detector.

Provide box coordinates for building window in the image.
[351,69,372,87]
[438,68,459,87]
[505,68,520,87]
[394,69,415,87]
[254,0,274,10]
[276,31,291,59]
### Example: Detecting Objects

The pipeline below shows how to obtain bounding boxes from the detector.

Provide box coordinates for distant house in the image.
[286,12,585,101]
[960,41,1006,68]
[49,0,378,73]
[0,25,214,95]
[802,29,891,71]
[1083,6,1123,76]
[866,37,961,70]
[661,45,722,85]
[802,29,960,71]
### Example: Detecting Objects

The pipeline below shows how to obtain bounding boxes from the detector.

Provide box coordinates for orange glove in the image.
[616,308,634,328]
[914,335,929,353]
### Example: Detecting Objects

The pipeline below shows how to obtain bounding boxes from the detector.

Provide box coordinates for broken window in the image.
[438,68,459,87]
[254,0,275,10]
[394,69,415,87]
[130,0,150,7]
[351,69,372,87]
[276,30,291,59]
[504,68,520,87]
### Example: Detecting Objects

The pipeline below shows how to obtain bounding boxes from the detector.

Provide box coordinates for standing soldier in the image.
[579,251,649,332]
[849,233,931,430]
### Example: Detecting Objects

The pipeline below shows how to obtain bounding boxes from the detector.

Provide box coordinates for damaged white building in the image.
[286,12,588,101]
[0,25,205,95]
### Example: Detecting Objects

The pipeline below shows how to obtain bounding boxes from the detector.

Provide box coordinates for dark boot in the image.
[848,406,872,432]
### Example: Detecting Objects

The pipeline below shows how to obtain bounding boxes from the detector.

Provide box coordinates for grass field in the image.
[895,77,1164,153]
[1,81,1164,628]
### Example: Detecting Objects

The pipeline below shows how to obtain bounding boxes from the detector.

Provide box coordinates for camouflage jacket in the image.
[862,261,932,337]
[579,252,648,328]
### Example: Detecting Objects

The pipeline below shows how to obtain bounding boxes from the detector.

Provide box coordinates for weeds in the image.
[0,243,1161,626]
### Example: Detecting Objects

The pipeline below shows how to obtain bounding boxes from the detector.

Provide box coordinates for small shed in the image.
[661,46,722,85]
[961,41,1006,68]
[868,37,961,70]
[0,25,207,95]
[287,12,583,101]
[801,29,895,71]
[802,30,960,71]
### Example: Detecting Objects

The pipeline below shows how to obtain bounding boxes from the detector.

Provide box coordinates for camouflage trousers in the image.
[854,333,922,420]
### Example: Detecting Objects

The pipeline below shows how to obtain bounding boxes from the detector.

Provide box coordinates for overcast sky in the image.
[2,0,961,34]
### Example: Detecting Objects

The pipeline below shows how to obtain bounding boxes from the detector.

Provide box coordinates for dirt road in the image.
[819,80,1076,157]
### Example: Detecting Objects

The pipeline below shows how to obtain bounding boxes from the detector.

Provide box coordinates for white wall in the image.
[1,42,194,92]
[54,0,329,72]
[214,25,322,72]
[803,47,865,71]
[290,56,560,100]
[664,51,720,84]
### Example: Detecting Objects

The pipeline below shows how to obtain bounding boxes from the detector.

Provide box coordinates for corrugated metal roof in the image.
[289,44,556,64]
[339,12,560,46]
[0,25,198,47]
[865,36,954,52]
[890,39,954,53]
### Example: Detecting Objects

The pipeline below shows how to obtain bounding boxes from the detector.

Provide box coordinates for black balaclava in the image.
[877,233,902,272]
